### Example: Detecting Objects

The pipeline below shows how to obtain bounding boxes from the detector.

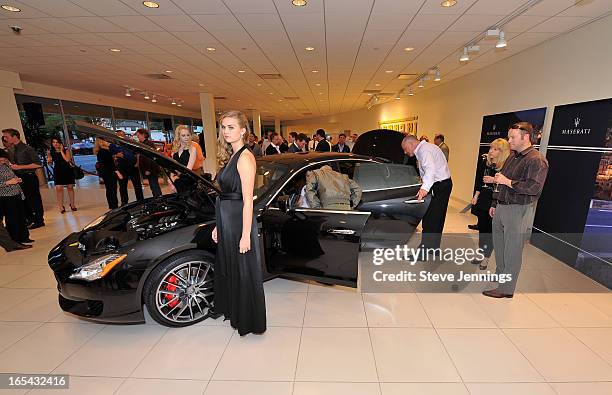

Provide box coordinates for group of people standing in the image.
[94,125,205,210]
[246,128,359,157]
[402,122,548,299]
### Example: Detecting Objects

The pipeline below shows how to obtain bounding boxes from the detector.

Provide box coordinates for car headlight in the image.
[69,254,127,281]
[83,214,107,230]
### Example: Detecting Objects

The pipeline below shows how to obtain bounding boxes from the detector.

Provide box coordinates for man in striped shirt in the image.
[484,122,549,298]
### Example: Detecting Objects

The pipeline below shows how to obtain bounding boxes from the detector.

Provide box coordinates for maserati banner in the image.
[532,98,612,288]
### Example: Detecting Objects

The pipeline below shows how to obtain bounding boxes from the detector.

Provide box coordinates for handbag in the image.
[68,161,85,180]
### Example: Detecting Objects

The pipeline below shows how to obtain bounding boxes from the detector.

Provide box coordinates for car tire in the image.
[143,250,215,327]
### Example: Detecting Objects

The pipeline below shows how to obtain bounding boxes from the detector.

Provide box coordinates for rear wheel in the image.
[143,251,214,327]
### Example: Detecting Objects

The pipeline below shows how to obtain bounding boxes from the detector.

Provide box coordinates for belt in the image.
[220,192,243,201]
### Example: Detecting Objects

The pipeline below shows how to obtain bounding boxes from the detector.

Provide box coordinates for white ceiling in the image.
[1,0,611,120]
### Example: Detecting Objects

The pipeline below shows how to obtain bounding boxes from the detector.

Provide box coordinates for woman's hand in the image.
[212,226,218,243]
[239,235,251,254]
[5,177,21,185]
[471,195,478,205]
[489,207,496,218]
[483,176,495,184]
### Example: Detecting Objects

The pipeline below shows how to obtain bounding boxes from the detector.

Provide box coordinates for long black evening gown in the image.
[214,145,267,336]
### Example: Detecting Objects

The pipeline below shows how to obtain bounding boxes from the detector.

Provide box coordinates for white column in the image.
[252,110,262,139]
[274,118,281,137]
[199,92,218,176]
[0,70,24,145]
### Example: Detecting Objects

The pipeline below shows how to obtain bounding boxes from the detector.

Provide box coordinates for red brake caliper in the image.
[164,275,179,308]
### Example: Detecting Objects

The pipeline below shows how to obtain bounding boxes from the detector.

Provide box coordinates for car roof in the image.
[256,152,376,167]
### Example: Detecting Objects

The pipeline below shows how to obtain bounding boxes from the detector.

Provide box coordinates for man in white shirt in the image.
[402,135,452,256]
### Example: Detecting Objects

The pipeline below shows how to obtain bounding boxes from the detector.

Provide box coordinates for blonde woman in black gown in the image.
[212,110,266,336]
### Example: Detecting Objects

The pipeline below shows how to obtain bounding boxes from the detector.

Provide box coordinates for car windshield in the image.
[254,160,289,201]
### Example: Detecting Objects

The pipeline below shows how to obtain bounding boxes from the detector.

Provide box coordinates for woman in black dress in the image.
[212,110,266,336]
[94,138,119,209]
[47,137,76,213]
[471,138,510,269]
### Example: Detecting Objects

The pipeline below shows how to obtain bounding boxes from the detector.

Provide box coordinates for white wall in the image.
[0,70,24,138]
[285,14,612,203]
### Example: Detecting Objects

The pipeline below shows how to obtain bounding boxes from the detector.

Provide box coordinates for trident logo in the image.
[574,117,581,128]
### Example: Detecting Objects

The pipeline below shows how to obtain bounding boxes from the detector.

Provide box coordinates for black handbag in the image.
[70,162,85,180]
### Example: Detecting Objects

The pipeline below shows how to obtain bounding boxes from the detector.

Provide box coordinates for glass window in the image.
[14,94,65,180]
[254,159,289,202]
[112,108,147,138]
[61,100,113,173]
[192,118,203,134]
[148,113,173,143]
[173,116,191,130]
[353,162,420,191]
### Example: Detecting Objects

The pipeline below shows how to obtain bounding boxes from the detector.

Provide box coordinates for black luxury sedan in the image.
[48,123,429,327]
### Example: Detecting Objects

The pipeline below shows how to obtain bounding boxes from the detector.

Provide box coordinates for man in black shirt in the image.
[2,128,44,228]
[265,133,283,155]
[314,129,330,152]
[332,133,351,153]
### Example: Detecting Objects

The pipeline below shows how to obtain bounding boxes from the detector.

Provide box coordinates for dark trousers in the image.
[476,208,493,258]
[19,172,44,224]
[421,178,452,250]
[118,166,144,206]
[0,223,22,251]
[100,173,119,209]
[0,195,30,243]
[147,175,162,197]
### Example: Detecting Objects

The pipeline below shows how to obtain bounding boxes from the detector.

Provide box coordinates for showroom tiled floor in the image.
[0,193,611,394]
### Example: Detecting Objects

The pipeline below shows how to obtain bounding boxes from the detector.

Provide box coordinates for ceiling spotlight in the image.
[143,1,160,8]
[292,0,307,6]
[395,94,401,100]
[434,68,441,81]
[385,70,394,73]
[109,48,121,52]
[418,79,425,88]
[144,92,150,99]
[124,88,132,97]
[315,83,321,86]
[408,88,414,96]
[1,5,21,12]
[441,0,457,7]
[459,47,469,62]
[205,47,216,51]
[404,47,414,52]
[164,70,172,73]
[177,102,182,107]
[305,47,315,51]
[171,99,176,105]
[151,96,157,103]
[238,70,245,73]
[311,70,319,73]
[375,83,380,87]
[496,30,507,48]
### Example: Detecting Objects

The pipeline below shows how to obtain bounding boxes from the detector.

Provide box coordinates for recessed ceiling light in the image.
[268,92,274,95]
[238,70,245,73]
[256,83,262,86]
[292,0,307,7]
[311,70,319,73]
[404,47,414,52]
[441,0,457,7]
[143,1,160,8]
[315,83,321,86]
[305,47,315,51]
[109,48,121,52]
[318,92,323,95]
[206,47,216,51]
[375,83,381,87]
[198,83,204,86]
[164,70,172,73]
[385,70,393,73]
[1,4,20,12]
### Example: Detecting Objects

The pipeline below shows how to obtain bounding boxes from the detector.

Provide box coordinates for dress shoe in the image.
[23,238,35,243]
[482,289,513,298]
[7,244,33,252]
[468,224,479,230]
[28,222,45,230]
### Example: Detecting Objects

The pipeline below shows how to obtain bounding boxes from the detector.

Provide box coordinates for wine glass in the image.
[493,169,500,192]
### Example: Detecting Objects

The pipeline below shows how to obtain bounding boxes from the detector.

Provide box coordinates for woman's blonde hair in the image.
[217,110,250,168]
[93,137,106,154]
[488,138,511,169]
[172,124,192,153]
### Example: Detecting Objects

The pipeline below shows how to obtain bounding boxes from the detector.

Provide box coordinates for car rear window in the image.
[353,162,420,191]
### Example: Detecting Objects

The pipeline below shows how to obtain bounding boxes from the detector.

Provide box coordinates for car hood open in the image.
[74,121,218,192]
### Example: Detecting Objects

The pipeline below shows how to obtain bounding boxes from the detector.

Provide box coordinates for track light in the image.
[143,92,150,99]
[124,88,132,97]
[151,96,157,103]
[434,68,441,81]
[408,87,414,96]
[395,94,401,100]
[418,79,424,88]
[171,99,176,105]
[496,30,507,48]
[460,47,469,62]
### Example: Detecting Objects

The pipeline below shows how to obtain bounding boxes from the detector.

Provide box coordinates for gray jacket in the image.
[304,165,362,209]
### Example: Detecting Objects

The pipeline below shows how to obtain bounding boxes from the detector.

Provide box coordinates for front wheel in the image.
[143,251,215,327]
